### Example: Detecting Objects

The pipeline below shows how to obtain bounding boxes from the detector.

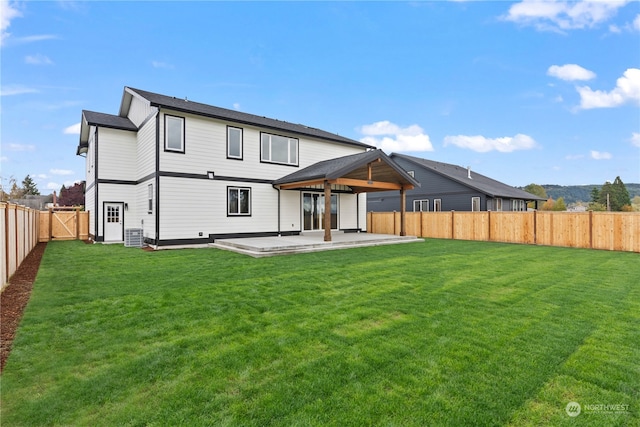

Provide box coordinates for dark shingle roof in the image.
[273,149,420,188]
[127,87,372,149]
[391,153,546,200]
[82,110,137,131]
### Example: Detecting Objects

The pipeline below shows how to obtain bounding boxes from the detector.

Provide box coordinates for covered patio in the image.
[272,149,420,242]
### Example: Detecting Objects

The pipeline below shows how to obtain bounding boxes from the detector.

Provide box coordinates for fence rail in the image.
[367,211,640,253]
[1,203,89,290]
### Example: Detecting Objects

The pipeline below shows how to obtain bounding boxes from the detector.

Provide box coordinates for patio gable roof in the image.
[273,150,420,193]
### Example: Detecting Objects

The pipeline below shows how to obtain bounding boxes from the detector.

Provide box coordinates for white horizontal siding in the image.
[339,194,358,229]
[96,184,137,238]
[85,185,95,237]
[136,179,156,241]
[98,128,137,181]
[158,111,366,180]
[136,116,156,180]
[86,128,97,188]
[279,190,301,232]
[158,177,280,240]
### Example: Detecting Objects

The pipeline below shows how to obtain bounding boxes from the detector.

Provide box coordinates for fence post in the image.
[49,207,53,241]
[75,207,80,239]
[589,210,593,249]
[488,211,492,242]
[451,211,455,239]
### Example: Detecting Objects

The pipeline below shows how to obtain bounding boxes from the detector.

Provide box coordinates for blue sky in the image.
[2,0,639,195]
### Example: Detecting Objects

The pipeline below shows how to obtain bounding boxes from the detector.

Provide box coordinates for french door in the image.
[302,193,337,231]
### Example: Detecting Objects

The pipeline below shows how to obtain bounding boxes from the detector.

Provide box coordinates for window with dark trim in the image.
[260,132,298,166]
[228,187,251,216]
[148,184,153,214]
[165,115,185,152]
[227,126,243,160]
[495,198,503,212]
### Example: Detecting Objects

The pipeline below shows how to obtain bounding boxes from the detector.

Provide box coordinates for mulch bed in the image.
[1,242,47,373]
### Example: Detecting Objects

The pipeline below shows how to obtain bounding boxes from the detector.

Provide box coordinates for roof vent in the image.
[467,166,472,179]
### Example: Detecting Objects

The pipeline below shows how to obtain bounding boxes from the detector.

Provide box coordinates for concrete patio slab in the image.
[211,232,424,257]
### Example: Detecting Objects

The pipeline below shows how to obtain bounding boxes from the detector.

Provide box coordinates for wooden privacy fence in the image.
[1,203,89,290]
[367,211,640,253]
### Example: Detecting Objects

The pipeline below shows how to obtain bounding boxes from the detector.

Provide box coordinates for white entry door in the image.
[104,202,124,242]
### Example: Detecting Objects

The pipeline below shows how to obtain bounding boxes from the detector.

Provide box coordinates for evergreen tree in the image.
[590,187,600,203]
[610,176,631,211]
[21,175,40,196]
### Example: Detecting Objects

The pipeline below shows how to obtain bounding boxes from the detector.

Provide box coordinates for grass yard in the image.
[1,240,638,426]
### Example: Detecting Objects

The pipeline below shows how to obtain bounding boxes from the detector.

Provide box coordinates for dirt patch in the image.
[1,242,47,373]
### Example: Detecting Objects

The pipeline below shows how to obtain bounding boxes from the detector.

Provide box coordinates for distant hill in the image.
[532,184,640,205]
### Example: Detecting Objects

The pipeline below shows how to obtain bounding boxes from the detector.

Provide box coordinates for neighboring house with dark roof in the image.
[77,87,414,247]
[367,153,546,213]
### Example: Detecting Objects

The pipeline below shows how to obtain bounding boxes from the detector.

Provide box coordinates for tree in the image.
[58,182,85,206]
[524,183,546,209]
[590,187,600,203]
[553,197,566,211]
[594,176,631,211]
[541,198,555,211]
[21,175,40,196]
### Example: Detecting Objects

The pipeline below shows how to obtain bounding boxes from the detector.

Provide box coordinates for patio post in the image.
[400,187,406,236]
[324,180,332,242]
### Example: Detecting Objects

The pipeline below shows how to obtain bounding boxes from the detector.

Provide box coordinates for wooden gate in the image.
[49,208,81,241]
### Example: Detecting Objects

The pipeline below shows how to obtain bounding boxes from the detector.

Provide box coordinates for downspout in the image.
[155,108,161,245]
[94,128,99,240]
[276,187,281,236]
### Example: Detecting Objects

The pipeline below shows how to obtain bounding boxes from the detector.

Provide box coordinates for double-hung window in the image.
[228,187,251,216]
[261,132,298,166]
[433,199,442,212]
[227,126,243,159]
[495,198,503,212]
[165,115,185,152]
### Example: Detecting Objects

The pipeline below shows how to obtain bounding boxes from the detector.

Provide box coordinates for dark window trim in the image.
[227,186,252,217]
[259,131,299,167]
[148,183,153,214]
[164,114,185,153]
[227,125,243,160]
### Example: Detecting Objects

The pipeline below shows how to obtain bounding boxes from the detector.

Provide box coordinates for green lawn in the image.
[1,240,638,426]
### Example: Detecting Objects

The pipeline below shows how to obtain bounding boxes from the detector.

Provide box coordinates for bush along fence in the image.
[367,211,640,253]
[1,203,89,290]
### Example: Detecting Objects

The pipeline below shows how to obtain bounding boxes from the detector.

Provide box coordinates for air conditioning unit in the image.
[124,228,144,247]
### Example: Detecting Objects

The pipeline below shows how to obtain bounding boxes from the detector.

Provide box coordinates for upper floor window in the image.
[261,132,298,166]
[407,170,415,178]
[472,197,480,212]
[165,115,185,152]
[227,126,243,160]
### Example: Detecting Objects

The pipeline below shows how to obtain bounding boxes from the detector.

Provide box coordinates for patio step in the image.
[210,234,424,258]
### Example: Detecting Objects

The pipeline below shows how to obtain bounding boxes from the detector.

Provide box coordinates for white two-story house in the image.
[77,87,417,247]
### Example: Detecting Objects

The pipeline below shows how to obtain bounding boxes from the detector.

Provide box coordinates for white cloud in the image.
[609,24,622,33]
[547,64,596,81]
[0,84,38,96]
[634,14,640,30]
[152,60,174,69]
[5,143,35,151]
[503,0,631,32]
[13,34,58,44]
[233,102,241,110]
[25,54,53,65]
[565,154,584,160]
[46,182,61,191]
[50,169,74,176]
[443,134,537,153]
[590,150,612,160]
[63,122,81,134]
[0,156,8,162]
[358,120,433,152]
[0,1,21,46]
[631,132,640,147]
[577,68,640,109]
